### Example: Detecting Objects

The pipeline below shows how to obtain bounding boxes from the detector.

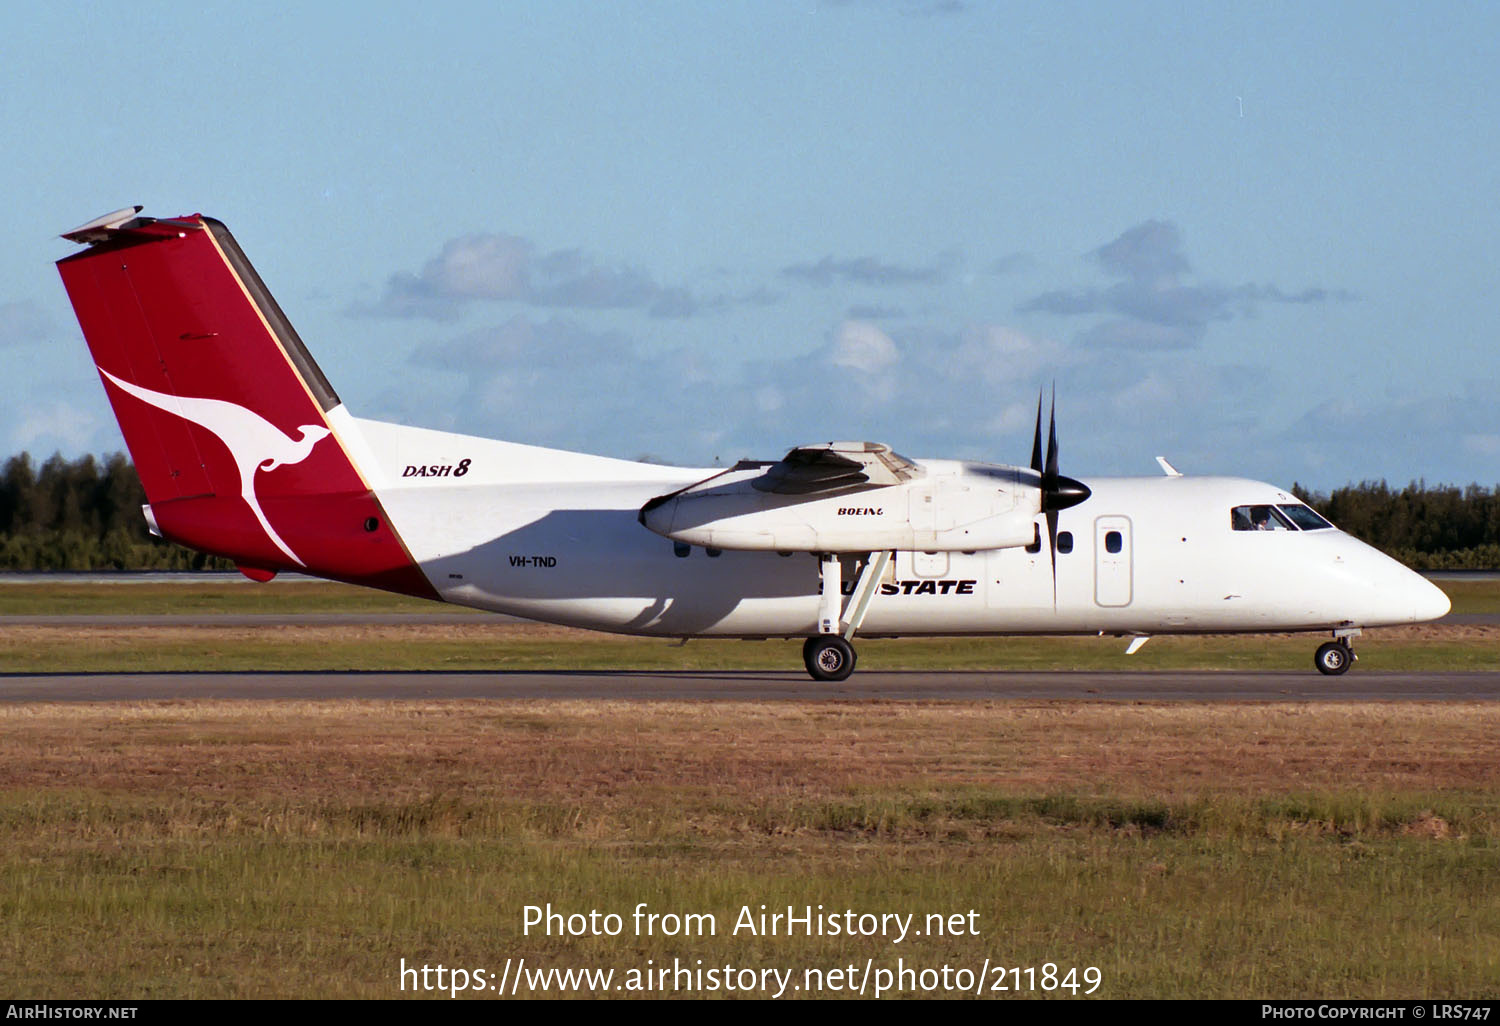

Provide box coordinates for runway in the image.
[7,612,1498,627]
[4,612,508,627]
[1,669,1496,702]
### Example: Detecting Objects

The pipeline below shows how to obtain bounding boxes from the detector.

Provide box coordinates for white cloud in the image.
[380,316,744,459]
[944,324,1069,387]
[357,232,725,320]
[422,234,531,300]
[361,303,1481,488]
[829,320,898,373]
[754,385,784,414]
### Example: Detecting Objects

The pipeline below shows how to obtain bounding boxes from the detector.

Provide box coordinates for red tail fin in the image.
[57,209,436,598]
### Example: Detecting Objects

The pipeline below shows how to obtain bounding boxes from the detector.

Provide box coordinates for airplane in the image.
[54,206,1451,681]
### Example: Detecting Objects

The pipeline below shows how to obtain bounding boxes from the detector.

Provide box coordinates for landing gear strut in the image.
[802,551,891,681]
[804,636,857,681]
[1314,638,1356,676]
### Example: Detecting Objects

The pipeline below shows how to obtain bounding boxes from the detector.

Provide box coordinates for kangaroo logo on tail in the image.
[99,369,331,566]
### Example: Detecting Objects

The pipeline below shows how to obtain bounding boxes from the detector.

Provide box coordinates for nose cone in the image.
[1407,574,1452,623]
[1309,532,1451,627]
[1347,551,1451,625]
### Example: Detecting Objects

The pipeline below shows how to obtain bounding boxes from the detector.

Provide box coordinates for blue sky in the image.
[3,1,1497,489]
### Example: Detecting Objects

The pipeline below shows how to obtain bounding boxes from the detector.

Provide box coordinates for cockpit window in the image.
[1277,504,1334,531]
[1231,504,1297,531]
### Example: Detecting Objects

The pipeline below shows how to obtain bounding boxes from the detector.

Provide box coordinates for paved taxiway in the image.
[8,612,1498,627]
[1,670,1496,702]
[5,612,508,627]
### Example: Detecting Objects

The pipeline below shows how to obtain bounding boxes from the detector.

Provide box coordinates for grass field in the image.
[0,701,1496,999]
[0,577,1496,674]
[0,577,452,616]
[1,577,1497,999]
[1,622,1498,674]
[3,575,1498,615]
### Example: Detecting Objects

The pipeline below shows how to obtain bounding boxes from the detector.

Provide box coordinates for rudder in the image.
[57,208,436,597]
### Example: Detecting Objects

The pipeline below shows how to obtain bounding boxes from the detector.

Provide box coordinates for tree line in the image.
[0,453,230,570]
[1,451,1497,571]
[1292,480,1500,570]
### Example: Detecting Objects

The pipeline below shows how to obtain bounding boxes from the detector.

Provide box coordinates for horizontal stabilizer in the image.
[59,206,144,243]
[61,206,205,245]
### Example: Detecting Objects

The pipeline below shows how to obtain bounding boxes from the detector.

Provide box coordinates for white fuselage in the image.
[350,415,1450,638]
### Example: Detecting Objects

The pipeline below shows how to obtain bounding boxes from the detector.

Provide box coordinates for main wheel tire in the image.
[1314,641,1353,676]
[803,635,857,682]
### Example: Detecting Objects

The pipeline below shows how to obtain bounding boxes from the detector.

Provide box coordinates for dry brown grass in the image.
[4,700,1498,998]
[3,700,1498,803]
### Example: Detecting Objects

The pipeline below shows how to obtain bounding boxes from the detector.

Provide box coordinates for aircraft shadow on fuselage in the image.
[420,506,820,635]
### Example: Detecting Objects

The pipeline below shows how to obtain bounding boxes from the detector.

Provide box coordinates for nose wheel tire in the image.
[803,636,857,681]
[1314,641,1354,676]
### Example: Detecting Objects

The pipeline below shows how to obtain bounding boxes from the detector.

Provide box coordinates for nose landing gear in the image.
[1314,637,1356,676]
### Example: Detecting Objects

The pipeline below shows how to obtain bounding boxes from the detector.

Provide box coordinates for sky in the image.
[3,1,1497,491]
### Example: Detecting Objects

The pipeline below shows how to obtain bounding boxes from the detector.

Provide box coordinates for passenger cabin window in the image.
[1231,505,1296,531]
[1105,530,1123,554]
[1057,531,1073,554]
[1278,504,1334,530]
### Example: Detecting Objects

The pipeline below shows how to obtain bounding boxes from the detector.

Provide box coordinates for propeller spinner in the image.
[1030,388,1091,604]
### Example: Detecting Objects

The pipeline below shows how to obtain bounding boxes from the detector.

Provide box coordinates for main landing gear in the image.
[802,551,890,681]
[1314,633,1358,676]
[804,636,856,681]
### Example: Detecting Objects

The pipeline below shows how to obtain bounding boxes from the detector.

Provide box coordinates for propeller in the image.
[1029,387,1092,605]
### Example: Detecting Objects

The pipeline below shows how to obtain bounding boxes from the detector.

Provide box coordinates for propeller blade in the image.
[1045,387,1059,482]
[1035,388,1091,512]
[1043,390,1061,607]
[1030,391,1043,475]
[1026,384,1090,608]
[1046,508,1059,608]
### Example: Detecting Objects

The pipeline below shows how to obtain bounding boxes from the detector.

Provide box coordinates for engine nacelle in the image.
[640,459,1043,553]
